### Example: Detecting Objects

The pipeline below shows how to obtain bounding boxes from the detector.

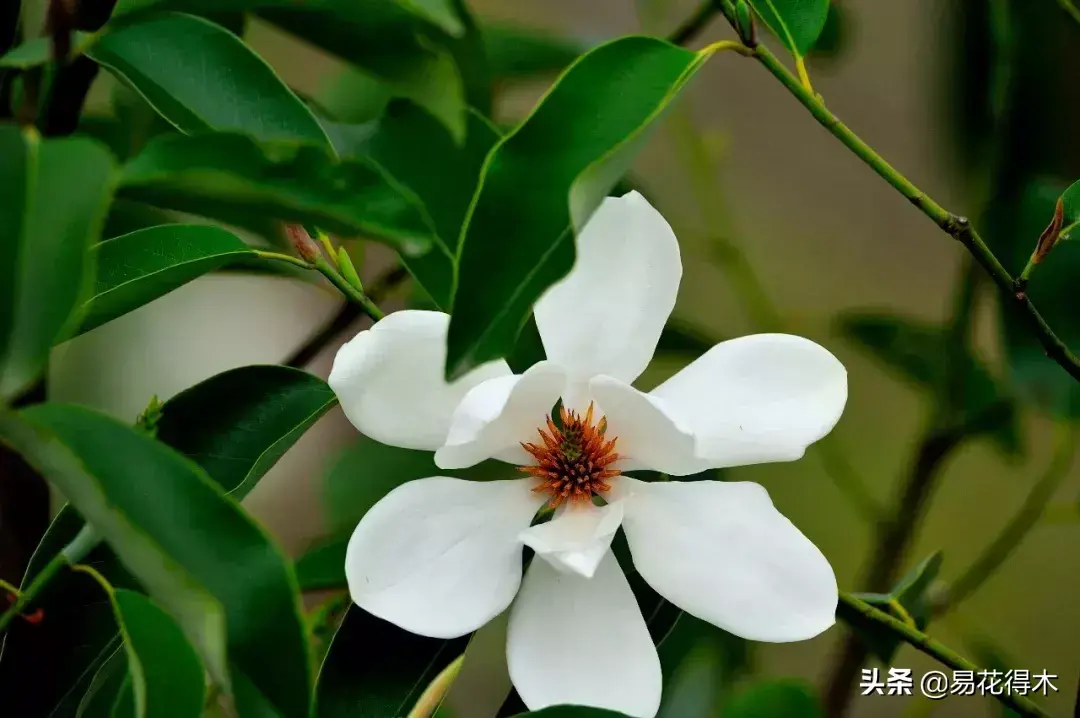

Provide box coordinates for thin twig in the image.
[838,592,1053,717]
[707,0,1080,385]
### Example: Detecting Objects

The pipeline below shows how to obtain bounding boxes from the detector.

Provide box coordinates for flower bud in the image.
[337,246,364,292]
[734,0,757,48]
[285,224,320,264]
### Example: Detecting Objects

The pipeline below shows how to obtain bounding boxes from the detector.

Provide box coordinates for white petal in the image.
[345,477,545,638]
[435,361,566,470]
[534,192,681,394]
[507,551,662,718]
[329,310,511,451]
[650,334,848,468]
[588,375,707,476]
[621,478,838,642]
[518,500,624,578]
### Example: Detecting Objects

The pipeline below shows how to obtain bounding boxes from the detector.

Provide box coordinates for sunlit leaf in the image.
[446,36,721,379]
[79,225,254,335]
[0,126,115,400]
[87,12,329,147]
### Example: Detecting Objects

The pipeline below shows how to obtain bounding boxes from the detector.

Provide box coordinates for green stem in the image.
[709,6,1080,386]
[939,423,1077,614]
[838,592,1053,717]
[668,0,721,45]
[0,522,99,634]
[314,256,385,321]
[253,249,386,322]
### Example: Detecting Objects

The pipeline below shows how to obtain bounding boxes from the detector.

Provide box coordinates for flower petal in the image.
[650,334,848,467]
[329,310,511,451]
[345,477,545,638]
[435,361,566,470]
[517,500,624,578]
[588,375,706,476]
[534,191,681,398]
[620,478,838,642]
[507,551,662,717]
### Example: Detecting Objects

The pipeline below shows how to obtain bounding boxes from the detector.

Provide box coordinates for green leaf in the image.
[118,132,435,256]
[840,552,943,664]
[343,102,500,307]
[446,36,718,379]
[480,23,585,80]
[1058,178,1080,241]
[809,2,848,59]
[258,0,467,141]
[838,312,1022,458]
[79,225,254,335]
[0,508,135,717]
[87,12,329,147]
[0,405,312,717]
[74,567,207,718]
[747,0,831,57]
[295,536,349,592]
[0,32,95,68]
[155,365,337,499]
[722,679,823,718]
[315,604,469,717]
[984,179,1080,417]
[0,126,115,400]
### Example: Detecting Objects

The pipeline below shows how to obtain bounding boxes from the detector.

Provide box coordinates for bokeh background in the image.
[3,0,1079,715]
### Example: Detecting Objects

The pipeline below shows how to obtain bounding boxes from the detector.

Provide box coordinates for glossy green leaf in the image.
[0,32,95,68]
[295,536,349,591]
[341,102,499,307]
[838,312,1022,457]
[75,567,207,718]
[446,36,718,379]
[0,508,134,717]
[79,225,254,335]
[481,23,585,80]
[315,604,469,717]
[841,552,943,663]
[748,0,831,57]
[259,0,467,141]
[809,2,848,59]
[1059,178,1080,241]
[722,679,823,718]
[118,132,434,255]
[984,179,1080,417]
[0,126,115,400]
[155,365,337,498]
[87,12,329,147]
[0,405,312,717]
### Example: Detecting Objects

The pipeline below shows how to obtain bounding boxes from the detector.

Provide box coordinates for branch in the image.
[708,3,1080,385]
[838,592,1053,717]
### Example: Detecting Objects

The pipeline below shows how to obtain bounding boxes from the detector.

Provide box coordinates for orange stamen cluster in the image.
[518,402,621,507]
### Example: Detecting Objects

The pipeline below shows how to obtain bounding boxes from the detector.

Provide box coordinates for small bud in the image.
[734,0,757,48]
[337,247,364,292]
[285,224,320,264]
[135,395,164,437]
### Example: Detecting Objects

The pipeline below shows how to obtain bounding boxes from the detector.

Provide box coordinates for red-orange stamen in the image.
[518,402,621,508]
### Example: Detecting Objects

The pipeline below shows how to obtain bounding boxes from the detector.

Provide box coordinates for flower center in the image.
[518,402,621,507]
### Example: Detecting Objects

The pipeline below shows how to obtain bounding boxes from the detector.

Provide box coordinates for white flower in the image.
[329,192,847,718]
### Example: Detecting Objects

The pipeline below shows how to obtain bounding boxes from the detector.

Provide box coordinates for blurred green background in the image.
[6,0,1079,715]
